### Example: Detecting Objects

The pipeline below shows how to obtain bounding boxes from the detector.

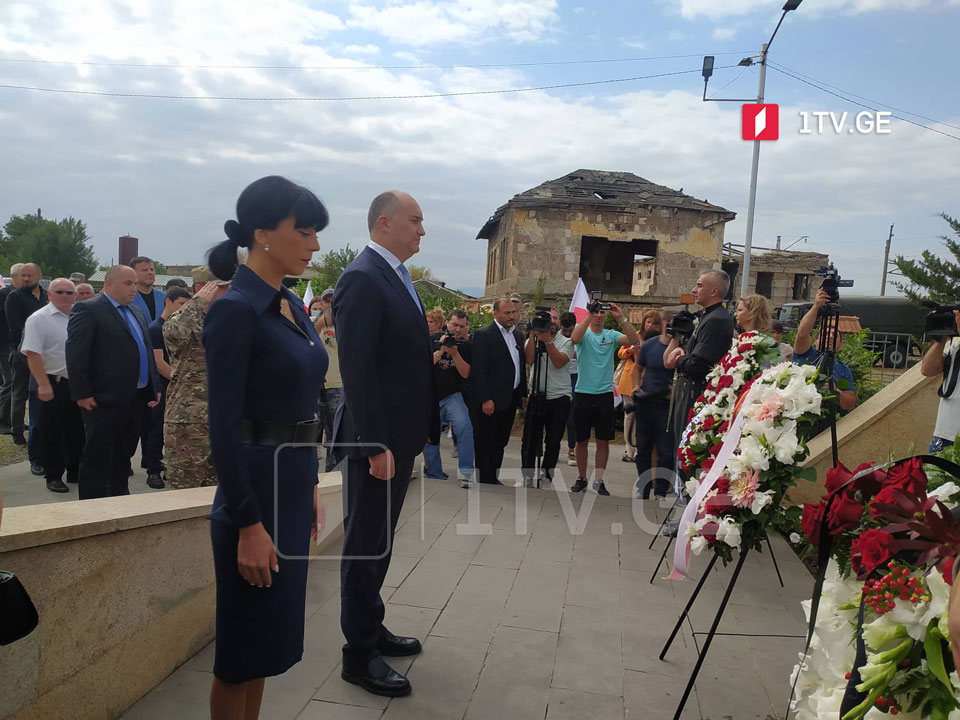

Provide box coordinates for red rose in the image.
[827,494,864,535]
[701,521,719,543]
[710,441,724,457]
[883,457,927,495]
[702,458,715,472]
[850,462,886,496]
[851,529,893,575]
[738,343,752,353]
[718,421,730,433]
[703,416,716,431]
[687,408,696,423]
[717,375,734,390]
[943,557,956,587]
[869,484,905,519]
[800,502,824,547]
[824,462,853,495]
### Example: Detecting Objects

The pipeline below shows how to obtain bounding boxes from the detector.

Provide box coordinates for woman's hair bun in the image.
[224,219,243,247]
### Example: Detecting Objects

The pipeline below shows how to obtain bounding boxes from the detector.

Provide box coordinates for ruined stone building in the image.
[722,247,830,308]
[477,170,736,308]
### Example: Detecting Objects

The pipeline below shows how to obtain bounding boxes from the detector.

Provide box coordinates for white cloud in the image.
[620,35,648,49]
[671,0,941,19]
[344,44,381,56]
[347,0,559,46]
[712,27,736,40]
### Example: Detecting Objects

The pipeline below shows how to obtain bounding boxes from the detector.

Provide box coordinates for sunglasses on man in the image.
[51,290,76,296]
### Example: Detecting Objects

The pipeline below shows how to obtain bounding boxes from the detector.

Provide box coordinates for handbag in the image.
[0,571,39,645]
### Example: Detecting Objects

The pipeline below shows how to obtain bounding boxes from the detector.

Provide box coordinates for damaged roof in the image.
[477,169,735,239]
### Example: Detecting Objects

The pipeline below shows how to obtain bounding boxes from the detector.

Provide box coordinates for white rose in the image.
[715,517,741,548]
[750,490,775,514]
[790,532,802,544]
[685,478,700,497]
[690,535,709,555]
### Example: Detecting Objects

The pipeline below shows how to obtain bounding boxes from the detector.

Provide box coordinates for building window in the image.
[792,273,811,301]
[498,237,507,281]
[756,272,773,298]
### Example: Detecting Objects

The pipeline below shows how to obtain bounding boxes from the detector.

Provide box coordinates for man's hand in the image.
[533,330,552,343]
[147,392,161,408]
[482,400,495,416]
[195,281,219,311]
[37,383,54,402]
[812,287,830,309]
[77,396,97,411]
[609,302,626,323]
[368,449,396,480]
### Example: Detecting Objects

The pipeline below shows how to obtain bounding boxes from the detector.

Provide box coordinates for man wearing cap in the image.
[313,287,342,472]
[162,266,230,488]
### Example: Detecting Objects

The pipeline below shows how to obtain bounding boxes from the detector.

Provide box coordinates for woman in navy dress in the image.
[204,176,329,719]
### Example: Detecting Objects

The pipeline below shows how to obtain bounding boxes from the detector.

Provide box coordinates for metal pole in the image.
[739,43,768,298]
[880,223,894,296]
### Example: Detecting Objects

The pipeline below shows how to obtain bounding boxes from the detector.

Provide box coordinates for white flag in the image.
[569,277,589,323]
[302,282,314,312]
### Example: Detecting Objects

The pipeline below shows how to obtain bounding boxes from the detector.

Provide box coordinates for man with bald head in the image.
[5,262,48,454]
[0,262,24,434]
[22,279,84,493]
[66,265,161,499]
[333,190,439,698]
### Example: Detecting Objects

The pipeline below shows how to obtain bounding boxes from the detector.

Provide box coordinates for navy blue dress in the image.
[203,265,327,684]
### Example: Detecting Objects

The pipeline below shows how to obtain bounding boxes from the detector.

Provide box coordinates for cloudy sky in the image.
[2,0,959,297]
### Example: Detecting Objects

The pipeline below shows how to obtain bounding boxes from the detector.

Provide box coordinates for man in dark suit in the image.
[65,265,160,500]
[333,190,439,698]
[470,297,527,485]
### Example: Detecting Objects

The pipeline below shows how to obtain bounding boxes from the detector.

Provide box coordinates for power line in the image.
[0,52,755,72]
[766,63,960,142]
[769,61,960,132]
[0,66,728,102]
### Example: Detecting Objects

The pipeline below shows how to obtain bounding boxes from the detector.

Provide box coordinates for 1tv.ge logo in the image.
[742,103,893,140]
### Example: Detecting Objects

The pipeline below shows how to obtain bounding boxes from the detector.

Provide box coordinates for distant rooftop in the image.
[477,169,735,239]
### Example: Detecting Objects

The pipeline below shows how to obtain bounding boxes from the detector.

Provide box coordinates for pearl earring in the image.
[265,244,270,252]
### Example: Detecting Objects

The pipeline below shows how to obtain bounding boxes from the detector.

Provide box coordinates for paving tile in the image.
[545,687,625,720]
[552,603,622,697]
[305,567,344,619]
[621,606,696,676]
[619,530,673,573]
[383,603,442,642]
[380,636,489,720]
[390,548,473,609]
[571,521,621,560]
[471,527,532,570]
[121,668,212,720]
[391,522,445,559]
[383,554,420,589]
[432,504,501,554]
[182,640,215,672]
[295,701,383,720]
[501,557,570,633]
[619,568,676,614]
[403,488,467,527]
[624,669,701,719]
[565,556,620,611]
[693,666,776,719]
[431,564,517,643]
[490,492,543,532]
[465,626,558,720]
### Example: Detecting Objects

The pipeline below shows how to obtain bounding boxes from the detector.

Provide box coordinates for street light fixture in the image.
[701,0,802,297]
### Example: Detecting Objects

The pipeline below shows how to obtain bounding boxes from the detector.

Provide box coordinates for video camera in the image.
[433,325,468,351]
[530,306,552,334]
[666,309,697,341]
[586,291,610,314]
[815,263,854,305]
[922,301,960,338]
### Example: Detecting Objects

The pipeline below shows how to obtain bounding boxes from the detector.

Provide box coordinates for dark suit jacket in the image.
[65,294,160,406]
[332,246,440,461]
[470,322,527,411]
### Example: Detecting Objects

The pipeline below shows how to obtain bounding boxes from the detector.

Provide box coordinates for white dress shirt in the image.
[367,241,406,282]
[495,320,521,389]
[21,302,70,377]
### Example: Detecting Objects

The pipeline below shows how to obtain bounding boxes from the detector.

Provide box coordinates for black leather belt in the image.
[241,418,320,446]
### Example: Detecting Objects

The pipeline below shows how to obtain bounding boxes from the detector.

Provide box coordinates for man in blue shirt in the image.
[793,287,856,412]
[570,301,640,495]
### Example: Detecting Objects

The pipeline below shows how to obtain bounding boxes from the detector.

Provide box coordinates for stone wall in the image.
[483,206,729,306]
[730,252,828,308]
[0,478,345,720]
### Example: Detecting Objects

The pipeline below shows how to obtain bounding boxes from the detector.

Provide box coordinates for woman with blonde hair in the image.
[425,308,445,335]
[733,293,772,334]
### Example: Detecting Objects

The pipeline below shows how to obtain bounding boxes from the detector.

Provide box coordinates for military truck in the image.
[775,295,927,368]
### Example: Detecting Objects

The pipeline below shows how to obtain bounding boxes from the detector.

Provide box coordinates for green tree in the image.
[408,265,434,282]
[309,244,360,293]
[1,213,98,278]
[893,213,960,304]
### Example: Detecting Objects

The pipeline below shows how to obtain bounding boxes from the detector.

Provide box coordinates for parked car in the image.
[775,295,927,368]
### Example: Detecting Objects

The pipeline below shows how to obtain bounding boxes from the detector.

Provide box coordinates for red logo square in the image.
[742,104,779,140]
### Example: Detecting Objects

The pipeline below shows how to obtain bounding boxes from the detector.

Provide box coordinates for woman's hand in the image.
[311,490,327,541]
[237,522,277,588]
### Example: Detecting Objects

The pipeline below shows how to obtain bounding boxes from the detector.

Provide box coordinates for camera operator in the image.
[422,310,476,486]
[793,287,856,412]
[520,308,572,487]
[570,299,640,496]
[664,270,736,447]
[920,309,960,452]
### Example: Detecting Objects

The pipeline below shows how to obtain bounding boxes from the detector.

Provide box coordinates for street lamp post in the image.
[701,0,802,298]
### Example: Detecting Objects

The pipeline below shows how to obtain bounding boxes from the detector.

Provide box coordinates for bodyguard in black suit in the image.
[471,298,527,485]
[65,265,160,500]
[333,191,440,698]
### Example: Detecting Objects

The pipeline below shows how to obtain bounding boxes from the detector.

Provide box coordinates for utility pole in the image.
[880,223,894,296]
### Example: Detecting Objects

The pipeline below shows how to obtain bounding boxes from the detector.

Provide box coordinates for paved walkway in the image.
[121,436,812,720]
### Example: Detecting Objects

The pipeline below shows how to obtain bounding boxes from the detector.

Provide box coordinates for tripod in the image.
[522,338,548,489]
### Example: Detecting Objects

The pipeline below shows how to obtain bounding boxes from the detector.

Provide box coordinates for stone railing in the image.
[0,475,343,720]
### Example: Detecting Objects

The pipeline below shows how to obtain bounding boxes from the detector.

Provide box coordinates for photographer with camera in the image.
[569,296,640,496]
[520,307,572,487]
[793,287,856,412]
[422,310,475,486]
[664,270,736,448]
[920,309,960,452]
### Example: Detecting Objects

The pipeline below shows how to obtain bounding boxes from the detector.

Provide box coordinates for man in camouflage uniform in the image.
[162,266,230,489]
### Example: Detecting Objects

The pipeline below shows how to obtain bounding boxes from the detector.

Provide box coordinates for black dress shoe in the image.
[341,656,411,697]
[30,461,45,476]
[146,473,165,489]
[11,433,26,446]
[46,478,69,493]
[377,630,422,657]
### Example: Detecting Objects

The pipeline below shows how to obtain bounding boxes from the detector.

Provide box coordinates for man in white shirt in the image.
[21,278,84,493]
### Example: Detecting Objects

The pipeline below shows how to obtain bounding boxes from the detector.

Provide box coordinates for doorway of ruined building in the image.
[579,236,658,296]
